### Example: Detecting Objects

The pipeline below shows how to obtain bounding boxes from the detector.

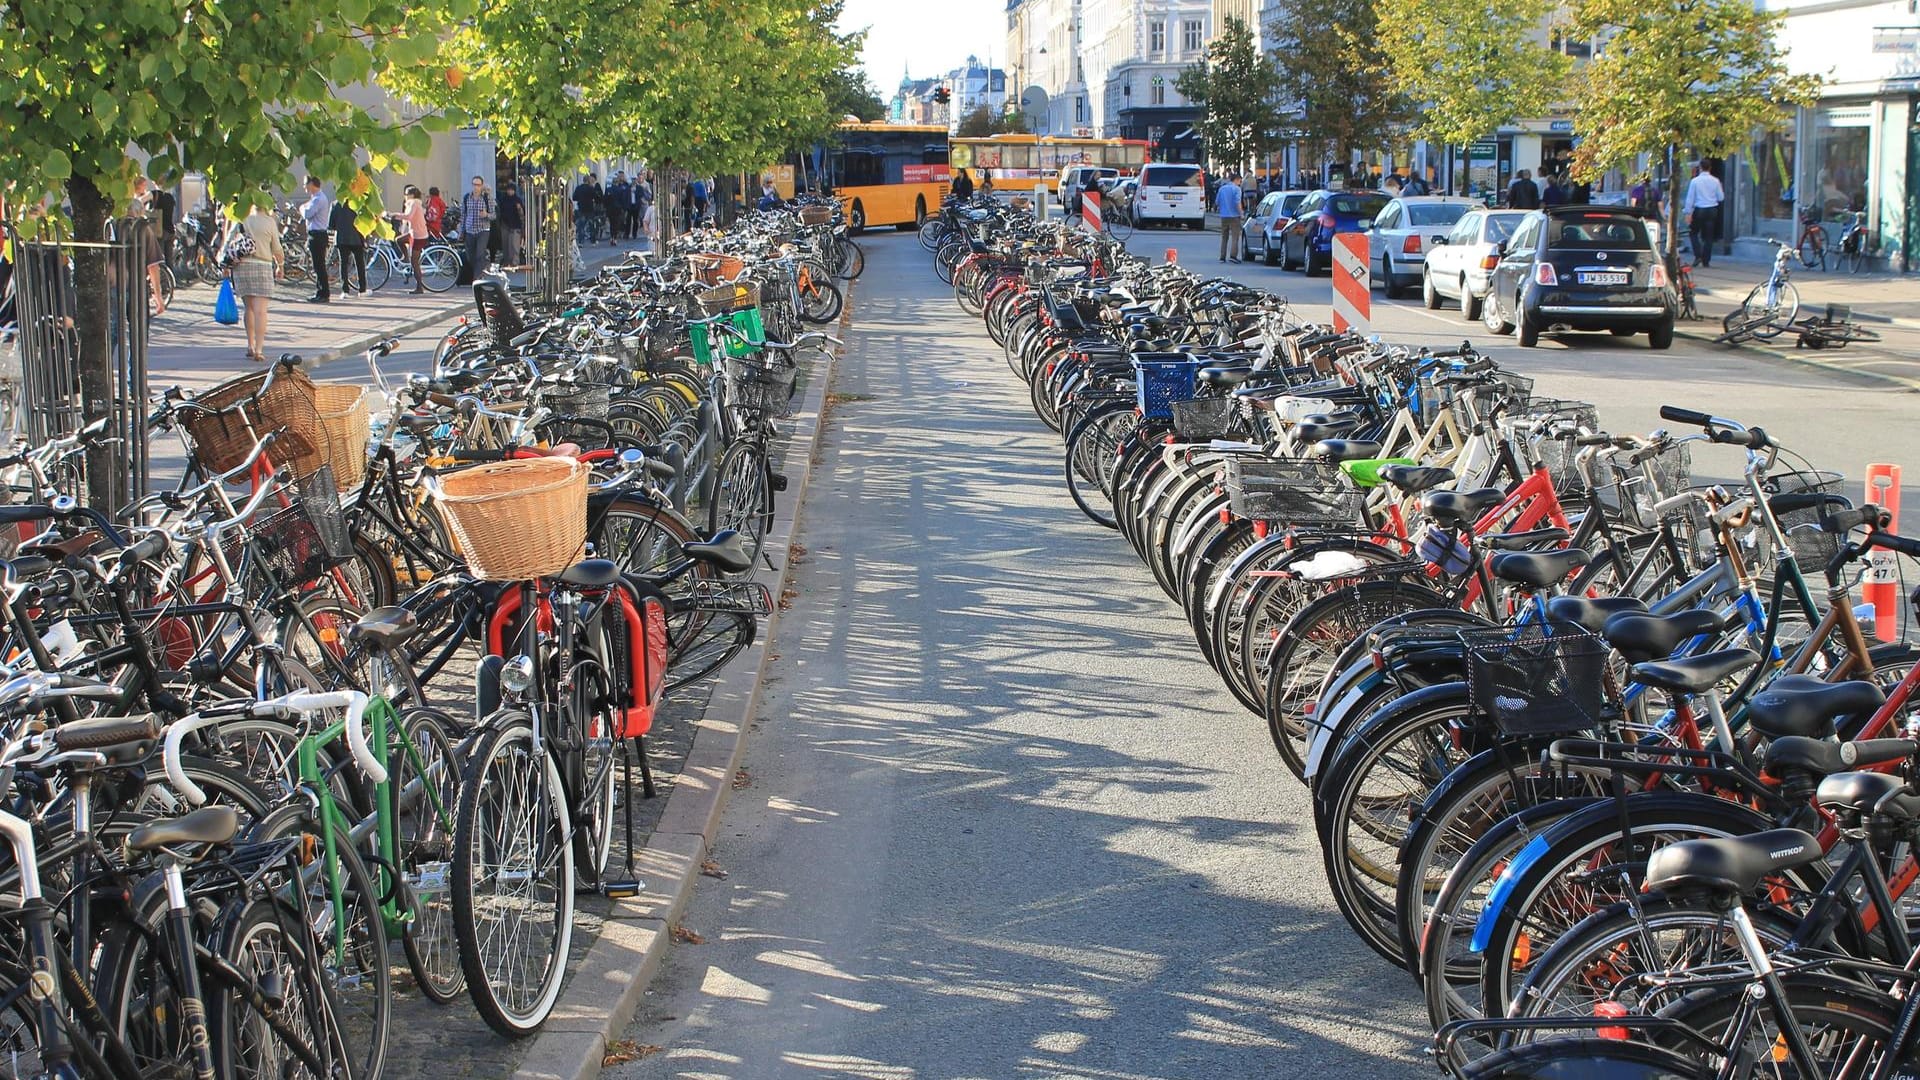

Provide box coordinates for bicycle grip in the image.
[1840,739,1917,768]
[1659,406,1713,427]
[1871,531,1920,559]
[451,447,512,463]
[119,530,170,566]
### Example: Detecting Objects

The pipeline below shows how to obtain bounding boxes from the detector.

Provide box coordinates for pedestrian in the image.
[301,175,331,303]
[226,201,283,362]
[1630,173,1662,219]
[1216,171,1244,262]
[952,167,974,200]
[606,172,628,240]
[425,186,447,239]
[980,173,995,196]
[758,177,782,211]
[1505,169,1540,209]
[1542,174,1567,207]
[1404,172,1430,196]
[399,184,430,294]
[1570,177,1592,205]
[457,175,495,285]
[329,198,367,296]
[130,176,169,316]
[635,173,655,250]
[573,173,600,246]
[496,180,525,269]
[678,177,694,233]
[690,176,710,226]
[1683,160,1724,268]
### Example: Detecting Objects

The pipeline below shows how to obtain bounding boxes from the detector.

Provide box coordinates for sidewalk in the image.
[147,240,641,391]
[1678,256,1920,389]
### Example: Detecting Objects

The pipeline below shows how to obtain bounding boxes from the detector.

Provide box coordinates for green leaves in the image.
[1376,0,1571,147]
[42,148,72,181]
[1176,16,1284,171]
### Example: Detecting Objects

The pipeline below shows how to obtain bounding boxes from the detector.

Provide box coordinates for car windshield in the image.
[1484,214,1523,242]
[1325,193,1390,217]
[1407,203,1468,227]
[1143,166,1202,188]
[1549,213,1650,250]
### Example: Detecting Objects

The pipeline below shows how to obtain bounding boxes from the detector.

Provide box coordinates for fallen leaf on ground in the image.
[669,924,705,945]
[731,768,753,790]
[603,1039,662,1065]
[788,541,808,564]
[700,859,728,879]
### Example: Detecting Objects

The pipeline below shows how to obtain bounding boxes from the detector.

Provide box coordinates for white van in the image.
[1132,163,1207,229]
[1058,166,1117,213]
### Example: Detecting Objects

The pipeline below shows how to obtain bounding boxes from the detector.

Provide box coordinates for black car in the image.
[1483,206,1676,349]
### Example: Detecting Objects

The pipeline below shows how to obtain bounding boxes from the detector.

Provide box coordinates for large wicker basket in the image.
[798,205,833,226]
[312,384,373,490]
[434,457,589,581]
[689,253,747,287]
[184,367,322,475]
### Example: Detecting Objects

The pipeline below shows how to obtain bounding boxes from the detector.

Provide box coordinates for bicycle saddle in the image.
[349,606,422,651]
[1487,548,1590,589]
[684,531,754,575]
[1484,527,1572,552]
[1769,737,1914,782]
[1820,770,1920,823]
[1601,609,1731,663]
[1380,465,1454,494]
[1748,675,1886,740]
[1422,488,1504,527]
[1310,439,1384,464]
[1198,366,1252,387]
[1294,415,1363,443]
[1545,595,1647,634]
[1628,648,1759,695]
[127,806,241,854]
[51,713,162,768]
[1643,827,1821,897]
[556,559,623,589]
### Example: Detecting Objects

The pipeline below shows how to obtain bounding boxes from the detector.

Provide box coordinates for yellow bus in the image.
[802,122,951,233]
[949,135,1149,193]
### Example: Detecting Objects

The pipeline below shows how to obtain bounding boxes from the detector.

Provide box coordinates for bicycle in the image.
[1835,209,1874,273]
[363,232,461,292]
[1793,207,1829,270]
[1718,240,1799,342]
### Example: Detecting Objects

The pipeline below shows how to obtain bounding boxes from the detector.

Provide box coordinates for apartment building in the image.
[1007,0,1208,159]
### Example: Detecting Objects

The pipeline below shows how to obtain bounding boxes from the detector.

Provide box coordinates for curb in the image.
[1673,323,1920,393]
[513,282,854,1080]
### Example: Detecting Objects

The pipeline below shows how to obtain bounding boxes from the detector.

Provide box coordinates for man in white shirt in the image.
[1682,161,1725,267]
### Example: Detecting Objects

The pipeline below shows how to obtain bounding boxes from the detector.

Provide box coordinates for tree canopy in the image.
[1375,0,1572,148]
[1269,0,1414,167]
[1173,16,1283,172]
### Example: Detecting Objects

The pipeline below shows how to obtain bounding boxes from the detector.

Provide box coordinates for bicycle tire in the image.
[665,606,756,693]
[213,894,359,1080]
[837,239,865,280]
[1062,405,1135,529]
[708,440,774,568]
[568,653,619,886]
[390,708,465,1004]
[1798,229,1825,270]
[366,247,393,291]
[1459,1036,1710,1079]
[1738,280,1798,337]
[420,246,460,292]
[453,713,574,1038]
[1105,210,1134,242]
[1651,970,1897,1071]
[917,219,948,252]
[798,274,843,324]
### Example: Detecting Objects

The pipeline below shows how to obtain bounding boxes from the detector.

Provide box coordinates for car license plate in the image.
[1577,271,1630,286]
[1163,193,1181,201]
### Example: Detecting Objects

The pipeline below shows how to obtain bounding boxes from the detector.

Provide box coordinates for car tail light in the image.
[1479,254,1500,270]
[1650,263,1670,288]
[1402,235,1422,254]
[1533,263,1559,287]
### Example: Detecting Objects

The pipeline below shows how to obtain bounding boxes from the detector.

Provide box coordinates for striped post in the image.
[1081,190,1102,233]
[1331,233,1371,334]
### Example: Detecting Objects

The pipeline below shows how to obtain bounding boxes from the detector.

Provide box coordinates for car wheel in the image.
[1482,288,1513,334]
[1648,321,1675,350]
[1461,281,1483,323]
[1304,246,1321,275]
[1422,268,1442,309]
[1263,241,1278,267]
[1517,305,1541,348]
[1382,255,1403,299]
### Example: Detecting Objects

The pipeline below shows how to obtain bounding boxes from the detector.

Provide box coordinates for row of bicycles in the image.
[930,197,1920,1079]
[0,201,852,1076]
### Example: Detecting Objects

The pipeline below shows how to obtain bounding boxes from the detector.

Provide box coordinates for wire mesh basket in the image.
[229,465,354,585]
[1460,371,1536,426]
[1465,625,1610,736]
[1169,397,1241,440]
[1770,468,1848,570]
[539,382,612,421]
[1595,441,1693,530]
[722,356,798,416]
[695,281,761,316]
[1224,457,1363,527]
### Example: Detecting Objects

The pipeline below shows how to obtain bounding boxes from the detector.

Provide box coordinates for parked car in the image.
[1420,208,1526,320]
[1098,176,1138,215]
[1367,196,1476,298]
[1131,163,1208,229]
[1243,189,1311,266]
[1483,206,1676,349]
[1059,166,1118,213]
[1277,189,1391,274]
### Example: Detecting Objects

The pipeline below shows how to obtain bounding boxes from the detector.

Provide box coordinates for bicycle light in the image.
[500,655,536,697]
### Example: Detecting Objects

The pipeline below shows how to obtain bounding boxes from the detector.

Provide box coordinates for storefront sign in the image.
[1871,28,1918,54]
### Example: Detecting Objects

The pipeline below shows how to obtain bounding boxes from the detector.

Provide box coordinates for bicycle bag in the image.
[610,579,671,739]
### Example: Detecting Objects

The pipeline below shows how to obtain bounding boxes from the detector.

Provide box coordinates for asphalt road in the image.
[611,232,1434,1078]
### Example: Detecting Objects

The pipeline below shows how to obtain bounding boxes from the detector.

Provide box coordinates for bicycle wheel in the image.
[213,896,358,1080]
[917,219,948,251]
[1798,231,1825,270]
[1461,1037,1711,1079]
[1653,971,1898,1074]
[243,804,390,1080]
[453,713,575,1038]
[836,239,865,279]
[567,652,619,886]
[1738,280,1798,338]
[666,606,756,693]
[1105,209,1134,242]
[420,245,460,292]
[394,708,465,1004]
[708,441,773,568]
[797,269,844,324]
[1062,405,1135,530]
[365,247,393,291]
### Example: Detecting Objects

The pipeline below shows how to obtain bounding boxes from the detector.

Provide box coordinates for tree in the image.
[0,0,457,505]
[954,105,1029,137]
[1269,0,1415,174]
[1375,0,1572,149]
[824,67,887,123]
[1174,16,1282,173]
[1567,0,1822,256]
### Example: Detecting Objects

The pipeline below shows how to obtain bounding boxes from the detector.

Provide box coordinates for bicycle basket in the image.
[1769,468,1848,570]
[689,308,766,366]
[185,367,323,475]
[1601,441,1693,530]
[433,457,590,581]
[721,356,797,416]
[695,281,760,316]
[1224,457,1363,528]
[1133,358,1203,421]
[1465,626,1610,736]
[228,465,354,586]
[311,383,373,491]
[798,206,834,226]
[1169,397,1241,440]
[539,382,612,421]
[1459,371,1536,427]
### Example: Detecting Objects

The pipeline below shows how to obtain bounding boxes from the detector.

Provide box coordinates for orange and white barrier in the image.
[1332,233,1371,334]
[1081,191,1102,233]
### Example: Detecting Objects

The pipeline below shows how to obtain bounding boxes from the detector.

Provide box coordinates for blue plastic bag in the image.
[213,278,240,325]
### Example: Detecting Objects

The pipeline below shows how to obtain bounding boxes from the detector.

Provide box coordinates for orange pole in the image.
[1865,464,1902,641]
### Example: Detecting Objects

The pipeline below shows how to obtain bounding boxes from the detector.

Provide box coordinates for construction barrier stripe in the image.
[1082,192,1103,234]
[1331,233,1371,334]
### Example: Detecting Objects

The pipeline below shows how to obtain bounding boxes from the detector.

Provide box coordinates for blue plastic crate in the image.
[1134,359,1204,420]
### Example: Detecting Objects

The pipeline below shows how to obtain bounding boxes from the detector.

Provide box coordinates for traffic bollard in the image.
[1865,464,1902,641]
[1166,248,1177,265]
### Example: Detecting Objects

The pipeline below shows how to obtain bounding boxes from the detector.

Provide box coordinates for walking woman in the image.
[228,203,283,362]
[400,185,430,294]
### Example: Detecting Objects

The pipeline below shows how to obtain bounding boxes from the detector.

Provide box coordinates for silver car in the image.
[1242,190,1310,266]
[1366,196,1477,298]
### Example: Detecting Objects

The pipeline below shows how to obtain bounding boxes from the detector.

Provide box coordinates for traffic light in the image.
[934,87,951,104]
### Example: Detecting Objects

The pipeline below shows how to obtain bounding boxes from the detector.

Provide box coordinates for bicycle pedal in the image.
[768,472,789,492]
[601,878,644,900]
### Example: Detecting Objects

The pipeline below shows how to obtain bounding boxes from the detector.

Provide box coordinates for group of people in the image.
[571,171,657,247]
[1501,169,1595,210]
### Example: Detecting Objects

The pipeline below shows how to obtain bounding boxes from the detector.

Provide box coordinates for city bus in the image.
[806,122,951,233]
[949,135,1149,194]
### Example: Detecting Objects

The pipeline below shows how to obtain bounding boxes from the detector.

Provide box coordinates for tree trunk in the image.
[657,162,675,253]
[1666,145,1685,275]
[66,175,117,510]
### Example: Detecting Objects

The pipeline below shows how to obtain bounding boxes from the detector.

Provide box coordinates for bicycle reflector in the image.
[1594,1001,1630,1041]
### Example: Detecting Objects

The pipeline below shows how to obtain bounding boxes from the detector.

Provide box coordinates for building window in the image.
[1150,20,1165,53]
[1811,105,1872,219]
[1150,80,1165,105]
[1075,96,1086,123]
[1074,56,1083,83]
[1183,19,1203,52]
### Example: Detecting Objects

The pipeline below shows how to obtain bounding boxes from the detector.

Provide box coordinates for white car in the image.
[1367,195,1478,298]
[1131,163,1207,229]
[1242,190,1311,265]
[1420,208,1527,320]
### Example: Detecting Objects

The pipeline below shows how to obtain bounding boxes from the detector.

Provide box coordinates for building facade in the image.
[942,56,1011,132]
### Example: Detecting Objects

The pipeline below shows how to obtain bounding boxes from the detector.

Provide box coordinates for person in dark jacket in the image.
[329,200,367,296]
[952,168,974,200]
[1506,170,1541,209]
[495,182,525,268]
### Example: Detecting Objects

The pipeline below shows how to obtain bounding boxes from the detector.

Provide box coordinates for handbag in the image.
[213,278,240,325]
[220,224,256,268]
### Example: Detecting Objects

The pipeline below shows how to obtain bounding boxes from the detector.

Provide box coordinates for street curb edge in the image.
[1673,325,1920,392]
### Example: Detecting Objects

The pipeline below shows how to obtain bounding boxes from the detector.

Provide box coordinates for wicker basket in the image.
[185,368,322,475]
[434,457,589,580]
[798,206,833,226]
[696,282,761,316]
[312,384,372,490]
[689,253,747,287]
